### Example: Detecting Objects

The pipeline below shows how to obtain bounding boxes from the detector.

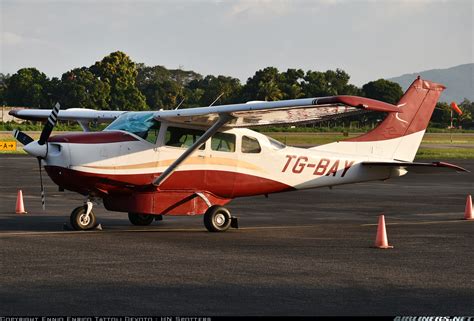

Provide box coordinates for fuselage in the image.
[44,121,400,203]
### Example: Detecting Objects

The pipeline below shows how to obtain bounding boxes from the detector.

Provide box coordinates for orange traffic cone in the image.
[15,190,27,214]
[374,214,393,249]
[465,195,473,220]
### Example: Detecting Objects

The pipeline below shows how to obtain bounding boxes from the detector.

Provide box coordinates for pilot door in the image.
[204,131,237,198]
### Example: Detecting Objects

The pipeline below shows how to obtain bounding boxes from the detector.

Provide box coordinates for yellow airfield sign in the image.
[0,141,17,151]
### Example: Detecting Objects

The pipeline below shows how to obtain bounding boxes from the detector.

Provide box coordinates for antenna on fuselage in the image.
[174,98,185,110]
[209,92,224,107]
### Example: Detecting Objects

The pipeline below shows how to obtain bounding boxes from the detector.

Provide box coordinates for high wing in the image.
[9,95,400,129]
[154,96,401,127]
[9,108,125,131]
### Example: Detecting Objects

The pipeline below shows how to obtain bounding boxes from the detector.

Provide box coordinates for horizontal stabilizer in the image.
[361,161,469,173]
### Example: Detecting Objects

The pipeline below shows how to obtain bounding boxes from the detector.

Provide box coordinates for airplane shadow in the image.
[0,213,208,233]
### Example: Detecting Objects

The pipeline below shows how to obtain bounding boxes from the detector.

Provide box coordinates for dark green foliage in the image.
[5,68,54,108]
[361,79,403,104]
[458,99,473,128]
[279,69,305,99]
[430,102,451,128]
[58,67,110,110]
[302,69,361,97]
[187,75,242,106]
[242,67,283,101]
[2,51,470,129]
[0,73,9,105]
[91,51,147,111]
[136,64,205,110]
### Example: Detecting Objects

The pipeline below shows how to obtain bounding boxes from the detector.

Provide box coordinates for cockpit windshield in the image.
[105,112,161,143]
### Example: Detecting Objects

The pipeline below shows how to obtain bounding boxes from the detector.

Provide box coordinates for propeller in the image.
[13,129,34,145]
[12,102,61,210]
[39,102,60,145]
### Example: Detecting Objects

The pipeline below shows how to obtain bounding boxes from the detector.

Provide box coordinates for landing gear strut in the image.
[203,205,238,232]
[70,202,96,230]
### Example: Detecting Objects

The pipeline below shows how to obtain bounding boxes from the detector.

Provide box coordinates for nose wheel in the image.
[70,204,97,230]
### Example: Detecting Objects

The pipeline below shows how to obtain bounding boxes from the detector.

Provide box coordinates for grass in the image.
[264,132,474,146]
[415,148,474,159]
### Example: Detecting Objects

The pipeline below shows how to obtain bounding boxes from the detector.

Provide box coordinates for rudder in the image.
[347,77,445,161]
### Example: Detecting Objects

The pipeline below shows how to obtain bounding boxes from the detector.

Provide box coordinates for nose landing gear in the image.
[70,201,97,230]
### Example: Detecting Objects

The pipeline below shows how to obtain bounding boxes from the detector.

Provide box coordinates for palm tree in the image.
[258,80,283,101]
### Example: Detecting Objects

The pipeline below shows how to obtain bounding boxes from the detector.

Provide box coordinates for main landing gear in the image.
[203,205,238,232]
[128,213,162,226]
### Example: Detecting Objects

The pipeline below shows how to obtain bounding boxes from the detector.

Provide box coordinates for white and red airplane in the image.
[10,77,467,231]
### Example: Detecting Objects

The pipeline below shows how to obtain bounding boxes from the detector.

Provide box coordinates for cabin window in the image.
[165,126,205,150]
[144,128,160,144]
[211,132,236,152]
[268,137,286,150]
[241,136,261,153]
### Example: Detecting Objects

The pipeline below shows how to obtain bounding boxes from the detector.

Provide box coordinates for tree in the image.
[430,102,450,128]
[5,68,53,108]
[59,67,110,110]
[141,80,183,110]
[279,69,305,99]
[302,70,329,97]
[258,79,283,101]
[136,64,185,110]
[358,79,404,127]
[242,67,283,101]
[0,73,9,105]
[361,79,403,104]
[168,67,202,86]
[91,51,147,111]
[303,68,360,97]
[324,69,349,95]
[136,64,173,86]
[187,75,242,106]
[458,99,473,128]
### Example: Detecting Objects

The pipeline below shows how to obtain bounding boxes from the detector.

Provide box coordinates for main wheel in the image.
[70,205,96,231]
[203,206,231,232]
[128,213,154,226]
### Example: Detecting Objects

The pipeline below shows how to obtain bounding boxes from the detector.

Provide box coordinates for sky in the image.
[0,0,472,86]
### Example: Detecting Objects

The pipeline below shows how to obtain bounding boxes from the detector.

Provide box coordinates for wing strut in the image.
[152,113,235,187]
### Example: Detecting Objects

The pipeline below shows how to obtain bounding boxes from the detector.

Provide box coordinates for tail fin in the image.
[314,77,445,161]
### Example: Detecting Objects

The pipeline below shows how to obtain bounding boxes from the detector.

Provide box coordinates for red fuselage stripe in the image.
[44,166,294,198]
[48,131,138,144]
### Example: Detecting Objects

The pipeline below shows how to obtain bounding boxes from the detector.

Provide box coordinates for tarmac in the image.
[0,155,473,316]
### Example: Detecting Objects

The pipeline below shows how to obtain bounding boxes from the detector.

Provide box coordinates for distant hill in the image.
[387,63,473,103]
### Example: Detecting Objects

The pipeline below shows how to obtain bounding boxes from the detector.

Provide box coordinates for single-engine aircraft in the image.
[10,77,467,232]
